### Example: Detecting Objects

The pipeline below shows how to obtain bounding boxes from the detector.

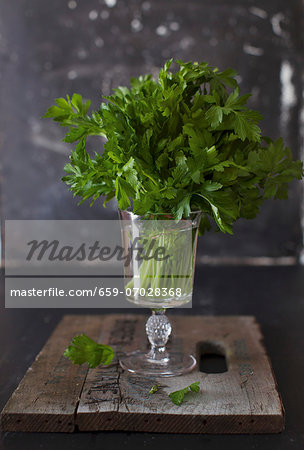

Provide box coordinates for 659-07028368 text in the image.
[9,286,183,298]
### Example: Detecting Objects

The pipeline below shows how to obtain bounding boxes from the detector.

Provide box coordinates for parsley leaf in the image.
[64,334,114,368]
[149,384,161,394]
[44,59,303,234]
[169,382,200,406]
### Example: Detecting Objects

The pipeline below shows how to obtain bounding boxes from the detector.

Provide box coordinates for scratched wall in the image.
[0,0,303,260]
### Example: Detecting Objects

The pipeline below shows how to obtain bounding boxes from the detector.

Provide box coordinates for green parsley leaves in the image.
[148,382,201,404]
[64,334,114,368]
[149,384,161,394]
[44,59,303,234]
[169,382,201,406]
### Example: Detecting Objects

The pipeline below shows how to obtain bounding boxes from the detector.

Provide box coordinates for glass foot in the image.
[119,351,196,377]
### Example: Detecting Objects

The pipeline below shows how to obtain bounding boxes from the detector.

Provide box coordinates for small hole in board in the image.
[196,341,228,374]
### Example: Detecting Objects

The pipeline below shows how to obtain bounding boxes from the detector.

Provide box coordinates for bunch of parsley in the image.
[44,59,303,234]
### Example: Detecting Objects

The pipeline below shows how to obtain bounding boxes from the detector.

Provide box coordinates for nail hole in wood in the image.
[239,422,242,426]
[156,418,161,422]
[16,419,21,423]
[203,420,207,425]
[196,341,228,374]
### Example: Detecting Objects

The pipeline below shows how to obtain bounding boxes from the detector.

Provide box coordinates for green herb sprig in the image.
[64,333,114,368]
[169,381,201,406]
[44,59,303,234]
[149,384,161,394]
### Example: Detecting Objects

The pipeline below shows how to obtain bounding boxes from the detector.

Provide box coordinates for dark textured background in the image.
[1,0,303,260]
[1,3,304,449]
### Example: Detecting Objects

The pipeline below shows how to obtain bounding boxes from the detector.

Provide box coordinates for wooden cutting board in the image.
[0,314,284,434]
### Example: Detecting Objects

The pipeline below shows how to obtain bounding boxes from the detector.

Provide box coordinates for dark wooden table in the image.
[1,265,304,449]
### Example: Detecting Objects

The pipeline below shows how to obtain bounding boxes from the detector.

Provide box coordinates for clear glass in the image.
[118,210,201,377]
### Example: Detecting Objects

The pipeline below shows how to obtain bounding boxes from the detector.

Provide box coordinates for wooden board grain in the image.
[0,315,285,434]
[0,315,103,432]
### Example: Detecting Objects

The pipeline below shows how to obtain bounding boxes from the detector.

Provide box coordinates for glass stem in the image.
[145,309,172,363]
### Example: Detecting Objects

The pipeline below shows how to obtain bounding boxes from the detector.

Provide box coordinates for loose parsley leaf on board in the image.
[64,334,114,368]
[169,381,200,406]
[149,384,161,394]
[44,60,303,235]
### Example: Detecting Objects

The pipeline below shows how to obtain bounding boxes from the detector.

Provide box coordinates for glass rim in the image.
[119,209,202,219]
